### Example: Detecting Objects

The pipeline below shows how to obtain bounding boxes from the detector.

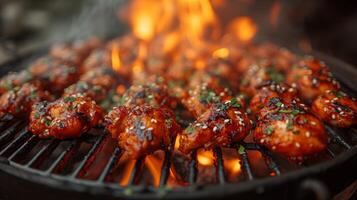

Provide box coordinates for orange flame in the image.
[177,0,220,45]
[228,16,258,43]
[224,158,242,177]
[145,155,162,187]
[119,159,136,186]
[213,47,230,59]
[111,45,121,71]
[197,149,214,166]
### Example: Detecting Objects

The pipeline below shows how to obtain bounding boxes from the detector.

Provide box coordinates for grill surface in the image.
[0,51,356,200]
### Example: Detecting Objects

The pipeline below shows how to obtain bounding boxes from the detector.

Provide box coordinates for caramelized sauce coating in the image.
[179,99,251,154]
[0,83,52,117]
[105,105,181,158]
[29,94,103,139]
[312,90,357,127]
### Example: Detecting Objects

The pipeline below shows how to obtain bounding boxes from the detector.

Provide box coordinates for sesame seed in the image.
[202,125,208,129]
[332,114,336,119]
[305,131,311,137]
[295,142,301,148]
[213,126,218,132]
[140,126,145,130]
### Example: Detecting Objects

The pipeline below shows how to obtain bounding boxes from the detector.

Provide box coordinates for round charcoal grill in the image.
[0,51,356,200]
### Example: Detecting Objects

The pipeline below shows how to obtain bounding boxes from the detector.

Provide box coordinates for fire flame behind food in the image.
[112,0,259,186]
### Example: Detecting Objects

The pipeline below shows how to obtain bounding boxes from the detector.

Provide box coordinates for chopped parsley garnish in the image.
[291,109,301,115]
[286,119,293,131]
[264,126,274,135]
[275,102,283,107]
[64,96,76,103]
[266,68,285,83]
[44,119,52,126]
[186,125,195,134]
[230,98,241,108]
[34,112,41,119]
[199,89,218,104]
[278,109,291,114]
[333,91,345,98]
[238,145,245,155]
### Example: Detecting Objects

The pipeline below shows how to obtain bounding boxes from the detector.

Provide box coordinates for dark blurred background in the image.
[1,0,357,67]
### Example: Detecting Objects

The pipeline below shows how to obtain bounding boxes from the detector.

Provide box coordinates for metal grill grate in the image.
[0,114,355,196]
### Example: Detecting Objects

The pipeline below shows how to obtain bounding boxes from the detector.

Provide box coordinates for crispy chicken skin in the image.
[120,81,177,109]
[79,67,117,92]
[249,83,302,117]
[50,37,102,66]
[0,70,34,95]
[253,105,328,158]
[179,98,251,154]
[312,90,357,127]
[29,57,79,93]
[286,57,340,101]
[240,65,285,97]
[63,82,108,103]
[0,83,52,117]
[105,105,181,158]
[29,94,103,139]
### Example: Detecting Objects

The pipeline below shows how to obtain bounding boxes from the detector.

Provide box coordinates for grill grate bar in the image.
[97,148,121,182]
[26,140,57,167]
[0,121,22,142]
[8,135,36,161]
[45,140,77,174]
[325,125,351,149]
[70,134,106,178]
[326,147,336,158]
[127,157,144,186]
[188,150,198,184]
[0,128,29,156]
[237,145,254,180]
[159,150,171,187]
[214,147,226,184]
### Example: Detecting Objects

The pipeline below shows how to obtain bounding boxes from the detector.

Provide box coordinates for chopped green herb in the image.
[64,96,76,103]
[333,91,345,98]
[266,68,285,83]
[44,119,51,126]
[275,102,283,107]
[230,98,241,108]
[278,109,292,114]
[264,126,274,135]
[186,125,195,134]
[238,145,245,155]
[291,109,301,115]
[286,119,293,131]
[34,112,41,119]
[199,89,218,104]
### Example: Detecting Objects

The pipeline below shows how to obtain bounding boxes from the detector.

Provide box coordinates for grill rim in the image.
[0,50,356,199]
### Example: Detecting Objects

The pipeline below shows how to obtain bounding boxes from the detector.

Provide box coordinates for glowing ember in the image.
[119,159,136,186]
[213,48,230,59]
[145,155,162,187]
[111,45,121,71]
[116,84,126,95]
[224,158,242,177]
[197,149,214,166]
[228,16,258,43]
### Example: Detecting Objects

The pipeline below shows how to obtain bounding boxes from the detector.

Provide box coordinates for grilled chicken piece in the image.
[105,105,181,158]
[286,57,340,101]
[253,105,328,158]
[29,94,103,139]
[240,65,285,97]
[63,82,108,103]
[120,81,177,109]
[249,83,303,118]
[0,83,52,117]
[29,57,79,93]
[312,90,357,127]
[50,37,102,66]
[0,70,33,94]
[179,98,251,154]
[79,67,117,91]
[81,49,109,73]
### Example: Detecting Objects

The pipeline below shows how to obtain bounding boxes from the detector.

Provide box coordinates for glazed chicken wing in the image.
[105,105,181,158]
[253,105,328,158]
[312,90,357,127]
[0,83,52,117]
[286,57,340,101]
[29,57,79,93]
[0,70,33,94]
[29,94,103,139]
[179,98,251,154]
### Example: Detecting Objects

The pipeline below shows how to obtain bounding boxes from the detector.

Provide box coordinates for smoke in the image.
[48,0,128,43]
